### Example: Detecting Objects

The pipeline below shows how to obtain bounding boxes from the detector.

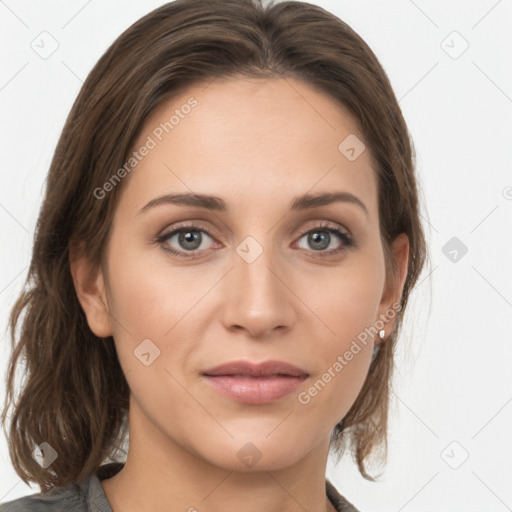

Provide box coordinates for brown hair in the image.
[1,0,427,491]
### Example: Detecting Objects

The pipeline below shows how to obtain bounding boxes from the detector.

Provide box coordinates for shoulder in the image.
[326,478,362,512]
[0,463,123,512]
[0,482,86,512]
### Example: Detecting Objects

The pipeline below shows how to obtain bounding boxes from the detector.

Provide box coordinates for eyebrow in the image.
[138,191,368,217]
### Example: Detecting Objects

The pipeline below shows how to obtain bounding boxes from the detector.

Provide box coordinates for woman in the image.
[0,0,427,511]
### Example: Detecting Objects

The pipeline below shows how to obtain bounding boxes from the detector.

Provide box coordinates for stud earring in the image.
[372,329,386,363]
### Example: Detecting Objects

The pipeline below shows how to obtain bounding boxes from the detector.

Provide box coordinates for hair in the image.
[1,0,427,492]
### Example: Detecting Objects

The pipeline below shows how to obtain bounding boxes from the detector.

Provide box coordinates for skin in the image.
[71,76,409,512]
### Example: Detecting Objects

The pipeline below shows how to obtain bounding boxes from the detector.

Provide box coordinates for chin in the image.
[196,437,310,473]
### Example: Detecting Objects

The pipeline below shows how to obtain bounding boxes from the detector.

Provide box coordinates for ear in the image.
[376,233,409,343]
[69,239,113,338]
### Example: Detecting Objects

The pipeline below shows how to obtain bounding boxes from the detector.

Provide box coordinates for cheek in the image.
[293,256,384,415]
[296,295,377,429]
[104,247,196,402]
[298,255,385,346]
[105,244,191,339]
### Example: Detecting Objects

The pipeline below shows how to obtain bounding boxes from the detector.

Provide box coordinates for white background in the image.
[1,1,511,510]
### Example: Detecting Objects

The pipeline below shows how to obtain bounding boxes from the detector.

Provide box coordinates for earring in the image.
[372,329,385,363]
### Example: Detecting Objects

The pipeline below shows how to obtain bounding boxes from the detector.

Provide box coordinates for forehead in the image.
[118,77,378,219]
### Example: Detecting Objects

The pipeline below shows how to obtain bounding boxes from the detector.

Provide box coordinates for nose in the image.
[220,242,296,339]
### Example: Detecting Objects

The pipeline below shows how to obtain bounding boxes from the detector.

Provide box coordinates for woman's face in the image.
[75,76,408,472]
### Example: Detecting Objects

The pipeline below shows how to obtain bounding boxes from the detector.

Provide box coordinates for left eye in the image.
[296,226,350,252]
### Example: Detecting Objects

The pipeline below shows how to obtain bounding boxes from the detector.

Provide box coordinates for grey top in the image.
[0,462,361,512]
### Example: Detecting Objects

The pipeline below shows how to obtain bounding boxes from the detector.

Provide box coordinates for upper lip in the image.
[201,360,309,378]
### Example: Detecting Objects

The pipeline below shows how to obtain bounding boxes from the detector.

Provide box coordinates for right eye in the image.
[156,223,219,258]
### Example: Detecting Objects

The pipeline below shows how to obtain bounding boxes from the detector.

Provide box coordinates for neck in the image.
[101,404,337,512]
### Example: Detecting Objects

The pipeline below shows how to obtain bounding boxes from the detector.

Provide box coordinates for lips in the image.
[201,360,309,378]
[201,360,309,404]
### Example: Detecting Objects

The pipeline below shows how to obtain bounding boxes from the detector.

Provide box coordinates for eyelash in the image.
[155,221,354,259]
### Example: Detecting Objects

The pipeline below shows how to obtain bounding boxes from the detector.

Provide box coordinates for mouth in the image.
[201,359,309,378]
[202,374,308,404]
[201,360,309,404]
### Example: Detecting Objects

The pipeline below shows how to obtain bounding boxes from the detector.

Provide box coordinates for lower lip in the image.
[202,375,308,404]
